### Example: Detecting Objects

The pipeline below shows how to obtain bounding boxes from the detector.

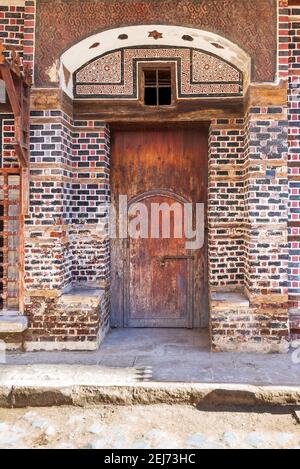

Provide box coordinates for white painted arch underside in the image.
[59,25,251,99]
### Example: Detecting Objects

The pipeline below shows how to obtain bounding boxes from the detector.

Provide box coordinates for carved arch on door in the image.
[128,188,190,207]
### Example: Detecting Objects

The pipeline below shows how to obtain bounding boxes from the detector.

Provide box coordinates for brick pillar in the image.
[208,118,245,289]
[70,120,111,345]
[24,110,74,348]
[209,109,290,353]
[71,120,110,290]
[244,106,290,352]
[208,118,247,351]
[24,114,111,350]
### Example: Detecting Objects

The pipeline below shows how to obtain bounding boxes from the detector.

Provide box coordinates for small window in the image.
[143,68,172,106]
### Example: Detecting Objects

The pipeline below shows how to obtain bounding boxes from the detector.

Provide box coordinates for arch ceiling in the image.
[60,25,251,99]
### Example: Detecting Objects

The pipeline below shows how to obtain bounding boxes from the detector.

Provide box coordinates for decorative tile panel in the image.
[74,47,243,99]
[192,51,240,83]
[76,51,122,84]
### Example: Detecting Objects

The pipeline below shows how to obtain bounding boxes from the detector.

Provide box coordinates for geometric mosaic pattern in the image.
[74,47,243,99]
[192,51,240,83]
[76,51,122,84]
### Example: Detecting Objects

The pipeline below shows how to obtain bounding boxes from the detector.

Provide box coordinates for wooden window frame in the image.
[138,62,176,107]
[0,44,31,314]
[0,168,23,313]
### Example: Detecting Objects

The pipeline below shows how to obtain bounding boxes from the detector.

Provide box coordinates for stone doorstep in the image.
[210,291,250,309]
[57,288,104,307]
[0,315,28,334]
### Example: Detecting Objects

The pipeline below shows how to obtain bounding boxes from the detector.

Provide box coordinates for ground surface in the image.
[0,405,300,449]
[6,329,300,385]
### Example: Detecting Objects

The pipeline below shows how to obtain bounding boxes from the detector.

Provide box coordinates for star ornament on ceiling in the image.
[148,30,163,40]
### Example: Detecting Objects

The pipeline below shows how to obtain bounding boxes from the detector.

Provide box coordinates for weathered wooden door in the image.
[111,127,208,328]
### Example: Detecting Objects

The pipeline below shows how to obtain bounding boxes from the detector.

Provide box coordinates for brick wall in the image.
[0,1,35,66]
[208,119,245,289]
[0,0,36,166]
[24,111,111,348]
[0,1,24,61]
[25,111,73,293]
[209,1,296,351]
[209,107,290,352]
[243,107,289,352]
[244,107,289,298]
[72,122,110,288]
[23,0,35,71]
[288,5,300,314]
[25,288,110,351]
[286,3,300,343]
[278,0,290,80]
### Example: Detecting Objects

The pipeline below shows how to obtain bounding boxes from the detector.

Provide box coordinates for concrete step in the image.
[0,315,28,334]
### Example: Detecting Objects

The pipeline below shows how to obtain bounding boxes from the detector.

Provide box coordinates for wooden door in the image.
[111,127,208,328]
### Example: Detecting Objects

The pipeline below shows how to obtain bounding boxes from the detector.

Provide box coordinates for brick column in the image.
[71,120,110,290]
[208,118,247,351]
[24,110,74,348]
[209,109,290,353]
[24,114,111,350]
[208,118,245,289]
[244,106,289,352]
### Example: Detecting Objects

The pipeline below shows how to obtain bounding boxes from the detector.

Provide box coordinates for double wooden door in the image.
[111,127,208,328]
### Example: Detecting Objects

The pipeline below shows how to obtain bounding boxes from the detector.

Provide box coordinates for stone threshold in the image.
[58,288,104,306]
[210,291,250,309]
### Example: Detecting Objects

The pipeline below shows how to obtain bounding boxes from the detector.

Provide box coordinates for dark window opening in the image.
[143,68,172,106]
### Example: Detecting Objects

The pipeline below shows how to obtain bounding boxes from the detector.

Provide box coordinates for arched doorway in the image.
[57,24,249,335]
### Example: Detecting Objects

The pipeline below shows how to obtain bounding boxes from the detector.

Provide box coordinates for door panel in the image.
[125,194,192,328]
[111,127,208,328]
